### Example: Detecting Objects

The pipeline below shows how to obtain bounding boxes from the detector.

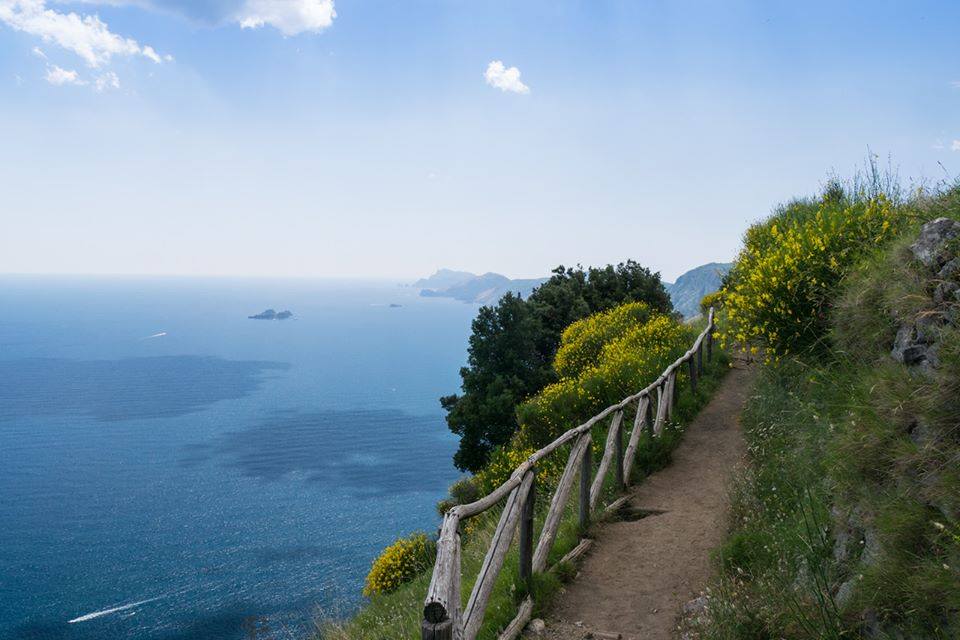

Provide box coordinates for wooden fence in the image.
[422,309,716,640]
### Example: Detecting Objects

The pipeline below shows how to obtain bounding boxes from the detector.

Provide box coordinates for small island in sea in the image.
[389,303,402,308]
[248,309,293,320]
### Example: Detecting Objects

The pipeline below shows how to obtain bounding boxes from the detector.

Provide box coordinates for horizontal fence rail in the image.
[422,309,716,640]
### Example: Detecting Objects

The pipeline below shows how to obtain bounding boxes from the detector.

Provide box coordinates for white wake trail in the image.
[68,596,163,623]
[141,332,167,340]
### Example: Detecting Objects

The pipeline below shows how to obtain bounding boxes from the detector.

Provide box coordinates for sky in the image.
[1,0,959,282]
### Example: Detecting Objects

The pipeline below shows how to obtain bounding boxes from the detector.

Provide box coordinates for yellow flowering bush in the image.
[554,302,652,378]
[517,313,690,450]
[721,195,906,358]
[363,532,435,597]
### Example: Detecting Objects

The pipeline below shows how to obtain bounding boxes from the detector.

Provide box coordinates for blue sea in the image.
[0,276,477,640]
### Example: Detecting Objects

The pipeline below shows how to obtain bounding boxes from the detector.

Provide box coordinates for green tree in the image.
[442,261,671,472]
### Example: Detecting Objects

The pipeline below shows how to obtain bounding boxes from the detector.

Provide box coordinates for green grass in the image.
[689,204,960,640]
[318,346,731,640]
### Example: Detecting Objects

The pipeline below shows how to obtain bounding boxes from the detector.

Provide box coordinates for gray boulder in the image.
[910,217,960,268]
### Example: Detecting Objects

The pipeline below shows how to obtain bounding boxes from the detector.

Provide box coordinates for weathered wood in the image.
[462,471,534,640]
[688,352,698,394]
[603,494,630,515]
[423,512,461,630]
[622,395,649,485]
[697,339,704,376]
[665,370,677,422]
[589,411,623,511]
[707,307,715,362]
[558,538,593,565]
[614,408,625,491]
[533,435,590,572]
[422,618,454,640]
[652,381,668,436]
[497,596,533,640]
[518,468,535,584]
[579,436,591,531]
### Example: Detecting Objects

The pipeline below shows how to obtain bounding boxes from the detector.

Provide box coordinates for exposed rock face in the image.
[909,217,960,268]
[891,218,960,367]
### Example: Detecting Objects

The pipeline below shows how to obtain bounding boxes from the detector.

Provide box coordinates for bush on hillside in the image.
[720,193,905,359]
[442,262,673,473]
[469,309,690,494]
[554,302,652,378]
[362,532,436,597]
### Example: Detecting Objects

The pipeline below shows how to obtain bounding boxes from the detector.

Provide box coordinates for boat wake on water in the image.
[67,596,164,624]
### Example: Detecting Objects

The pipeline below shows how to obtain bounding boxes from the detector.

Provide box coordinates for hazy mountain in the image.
[664,262,732,318]
[412,269,477,291]
[414,270,548,304]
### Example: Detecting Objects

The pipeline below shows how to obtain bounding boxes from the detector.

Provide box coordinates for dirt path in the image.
[535,364,753,640]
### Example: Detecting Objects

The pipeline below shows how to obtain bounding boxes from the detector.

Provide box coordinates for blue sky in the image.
[1,0,959,281]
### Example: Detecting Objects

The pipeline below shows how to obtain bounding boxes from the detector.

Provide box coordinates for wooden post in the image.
[590,411,623,511]
[462,472,533,640]
[423,513,461,640]
[533,435,589,573]
[518,468,535,584]
[614,410,625,491]
[579,438,591,531]
[707,308,714,362]
[687,355,697,394]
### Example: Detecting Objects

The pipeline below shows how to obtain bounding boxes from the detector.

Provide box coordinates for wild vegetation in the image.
[686,172,960,639]
[440,262,672,473]
[322,303,730,640]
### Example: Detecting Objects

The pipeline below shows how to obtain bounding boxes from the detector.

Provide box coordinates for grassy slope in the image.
[691,201,960,639]
[320,341,732,640]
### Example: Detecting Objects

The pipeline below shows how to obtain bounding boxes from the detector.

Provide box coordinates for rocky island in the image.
[248,309,293,320]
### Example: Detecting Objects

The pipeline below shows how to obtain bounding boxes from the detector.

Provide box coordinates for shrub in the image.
[720,194,905,358]
[517,314,691,450]
[700,290,724,316]
[553,302,652,378]
[362,532,436,597]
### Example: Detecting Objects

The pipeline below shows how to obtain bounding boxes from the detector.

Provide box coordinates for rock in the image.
[891,322,939,367]
[910,217,960,268]
[939,257,960,280]
[527,618,546,636]
[934,282,960,305]
[682,595,710,616]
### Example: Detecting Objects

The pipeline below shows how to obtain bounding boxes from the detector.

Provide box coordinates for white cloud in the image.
[235,0,335,36]
[951,81,960,88]
[0,0,168,67]
[952,140,960,152]
[95,69,119,91]
[45,64,85,85]
[484,60,530,94]
[31,44,45,57]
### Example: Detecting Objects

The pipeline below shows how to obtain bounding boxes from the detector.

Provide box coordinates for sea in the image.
[0,275,477,640]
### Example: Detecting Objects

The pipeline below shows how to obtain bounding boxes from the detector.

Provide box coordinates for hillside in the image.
[415,263,729,311]
[664,262,731,318]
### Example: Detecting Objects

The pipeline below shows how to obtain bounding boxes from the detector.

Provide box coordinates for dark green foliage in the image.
[442,261,672,472]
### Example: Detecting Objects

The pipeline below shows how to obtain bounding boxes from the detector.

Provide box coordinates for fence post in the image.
[707,307,715,362]
[697,340,704,376]
[687,355,698,394]
[518,468,535,584]
[614,413,625,491]
[579,439,591,531]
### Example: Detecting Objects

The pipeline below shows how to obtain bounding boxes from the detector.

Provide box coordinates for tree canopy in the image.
[441,260,672,472]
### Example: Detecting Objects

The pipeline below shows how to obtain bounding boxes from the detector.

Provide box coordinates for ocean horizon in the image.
[0,275,476,639]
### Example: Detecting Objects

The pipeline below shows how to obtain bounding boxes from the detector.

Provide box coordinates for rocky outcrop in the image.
[890,218,960,368]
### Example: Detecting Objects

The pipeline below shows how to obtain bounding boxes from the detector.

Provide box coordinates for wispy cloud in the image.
[484,60,530,94]
[45,64,85,85]
[95,70,119,91]
[235,0,336,35]
[952,140,960,152]
[0,0,169,67]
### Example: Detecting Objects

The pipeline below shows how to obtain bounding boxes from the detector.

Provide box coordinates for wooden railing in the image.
[422,309,716,640]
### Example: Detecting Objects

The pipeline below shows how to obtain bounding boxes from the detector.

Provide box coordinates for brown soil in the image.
[533,364,754,640]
